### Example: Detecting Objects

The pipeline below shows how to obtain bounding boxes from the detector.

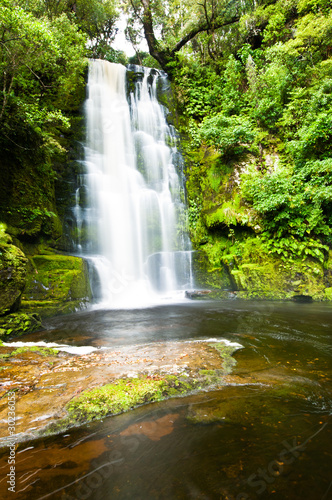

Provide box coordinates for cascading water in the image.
[74,59,193,307]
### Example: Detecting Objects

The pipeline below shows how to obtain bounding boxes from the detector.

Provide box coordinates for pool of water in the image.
[1,300,331,499]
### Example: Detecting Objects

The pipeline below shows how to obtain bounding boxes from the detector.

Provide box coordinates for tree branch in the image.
[171,15,240,54]
[24,64,52,90]
[0,36,26,44]
[198,0,211,33]
[130,0,144,23]
[140,0,169,68]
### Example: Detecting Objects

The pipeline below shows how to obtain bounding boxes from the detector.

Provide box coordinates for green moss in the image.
[211,343,239,374]
[191,231,332,301]
[0,241,28,315]
[198,369,222,384]
[67,372,220,423]
[66,343,240,425]
[0,345,58,358]
[203,194,254,229]
[191,248,233,291]
[0,223,12,244]
[0,312,42,339]
[224,237,332,300]
[67,377,170,422]
[13,346,58,356]
[21,254,92,317]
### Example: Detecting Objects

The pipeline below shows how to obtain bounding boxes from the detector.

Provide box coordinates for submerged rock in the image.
[0,340,241,444]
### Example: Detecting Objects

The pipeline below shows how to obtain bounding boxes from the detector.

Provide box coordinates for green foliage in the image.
[200,114,255,158]
[17,0,119,58]
[221,55,246,115]
[261,235,329,263]
[0,2,87,155]
[0,313,42,340]
[174,63,221,120]
[188,199,201,230]
[298,0,331,14]
[242,158,332,239]
[175,0,332,258]
[104,48,128,65]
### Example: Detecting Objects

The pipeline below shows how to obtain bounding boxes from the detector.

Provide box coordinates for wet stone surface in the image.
[0,341,244,443]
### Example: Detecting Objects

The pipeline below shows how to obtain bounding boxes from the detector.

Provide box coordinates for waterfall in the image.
[75,59,193,307]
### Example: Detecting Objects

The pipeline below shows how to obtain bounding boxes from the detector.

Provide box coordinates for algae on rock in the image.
[0,312,42,340]
[180,135,332,300]
[21,254,92,318]
[0,240,27,316]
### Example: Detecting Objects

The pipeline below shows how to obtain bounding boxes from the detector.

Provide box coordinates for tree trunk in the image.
[139,0,240,77]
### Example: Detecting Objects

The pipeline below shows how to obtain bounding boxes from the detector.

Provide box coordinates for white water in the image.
[2,341,99,355]
[75,60,193,307]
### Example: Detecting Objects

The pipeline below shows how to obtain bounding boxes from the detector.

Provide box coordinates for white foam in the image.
[2,341,98,355]
[187,338,244,350]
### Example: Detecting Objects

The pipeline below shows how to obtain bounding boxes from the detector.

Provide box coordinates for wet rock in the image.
[0,241,27,315]
[292,295,313,303]
[0,312,42,340]
[185,290,212,299]
[0,340,241,443]
[21,254,92,318]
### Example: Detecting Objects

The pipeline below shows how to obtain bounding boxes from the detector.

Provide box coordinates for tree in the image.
[15,0,119,58]
[124,0,249,75]
[0,1,87,150]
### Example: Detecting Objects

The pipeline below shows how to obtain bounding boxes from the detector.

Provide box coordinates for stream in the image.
[0,299,331,499]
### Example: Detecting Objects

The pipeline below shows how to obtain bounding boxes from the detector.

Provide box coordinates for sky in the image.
[112,15,149,56]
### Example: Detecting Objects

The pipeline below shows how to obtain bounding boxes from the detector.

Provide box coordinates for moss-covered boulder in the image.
[227,241,332,301]
[0,312,42,340]
[0,240,27,315]
[192,234,332,301]
[191,250,233,298]
[21,254,92,317]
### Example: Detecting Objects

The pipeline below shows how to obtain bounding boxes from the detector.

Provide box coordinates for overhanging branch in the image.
[171,15,240,55]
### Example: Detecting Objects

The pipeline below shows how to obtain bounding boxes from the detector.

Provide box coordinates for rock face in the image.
[228,249,332,301]
[190,250,235,298]
[21,254,92,318]
[0,241,27,315]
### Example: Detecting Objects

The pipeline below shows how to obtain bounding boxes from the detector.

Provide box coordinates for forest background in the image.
[1,0,332,334]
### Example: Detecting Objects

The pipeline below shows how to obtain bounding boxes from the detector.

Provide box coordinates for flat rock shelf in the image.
[0,340,245,444]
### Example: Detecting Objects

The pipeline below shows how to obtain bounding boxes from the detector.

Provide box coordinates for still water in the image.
[1,300,331,499]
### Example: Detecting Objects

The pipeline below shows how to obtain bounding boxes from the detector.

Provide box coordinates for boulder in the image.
[21,254,92,317]
[0,242,27,315]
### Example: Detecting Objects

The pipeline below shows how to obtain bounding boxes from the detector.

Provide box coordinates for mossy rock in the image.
[21,254,92,318]
[202,196,255,229]
[0,242,28,315]
[229,248,332,301]
[0,312,42,340]
[192,234,332,301]
[66,370,225,424]
[191,249,233,291]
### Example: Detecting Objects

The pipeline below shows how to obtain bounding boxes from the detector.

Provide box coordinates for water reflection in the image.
[4,389,331,500]
[1,300,331,499]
